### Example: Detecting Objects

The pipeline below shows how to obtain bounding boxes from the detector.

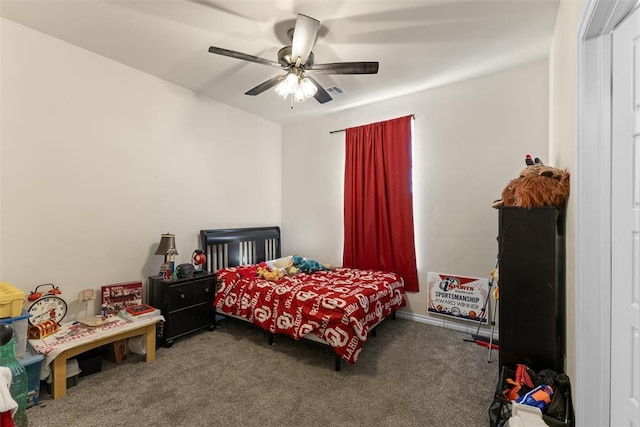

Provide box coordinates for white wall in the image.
[0,19,281,318]
[548,0,583,391]
[282,60,549,324]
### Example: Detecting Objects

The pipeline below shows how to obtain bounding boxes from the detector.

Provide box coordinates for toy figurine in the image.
[166,249,176,276]
[159,262,169,278]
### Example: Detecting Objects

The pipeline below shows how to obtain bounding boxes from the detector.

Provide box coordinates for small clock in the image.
[25,283,67,326]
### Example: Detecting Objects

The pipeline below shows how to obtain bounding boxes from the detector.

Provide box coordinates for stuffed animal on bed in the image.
[257,266,284,281]
[291,255,329,274]
[264,255,332,276]
[237,262,268,279]
[266,256,296,276]
[492,156,570,209]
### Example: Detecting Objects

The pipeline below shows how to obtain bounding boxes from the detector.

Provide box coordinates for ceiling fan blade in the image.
[244,74,287,96]
[306,76,332,104]
[208,46,283,69]
[291,14,320,65]
[307,62,379,75]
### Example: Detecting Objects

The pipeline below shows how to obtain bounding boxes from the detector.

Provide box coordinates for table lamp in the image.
[155,233,178,277]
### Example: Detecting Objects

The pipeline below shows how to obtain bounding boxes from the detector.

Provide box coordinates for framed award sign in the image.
[427,272,489,323]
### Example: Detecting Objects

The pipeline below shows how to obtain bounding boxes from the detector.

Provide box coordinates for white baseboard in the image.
[395,310,499,341]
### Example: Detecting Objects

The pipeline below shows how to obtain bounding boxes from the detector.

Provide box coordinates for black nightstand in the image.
[148,272,216,347]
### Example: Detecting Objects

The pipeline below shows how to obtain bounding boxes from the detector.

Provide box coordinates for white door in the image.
[612,6,640,426]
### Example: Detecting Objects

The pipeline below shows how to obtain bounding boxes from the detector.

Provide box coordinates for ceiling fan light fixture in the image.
[293,86,306,103]
[282,73,299,93]
[274,83,289,99]
[274,71,316,103]
[300,77,317,97]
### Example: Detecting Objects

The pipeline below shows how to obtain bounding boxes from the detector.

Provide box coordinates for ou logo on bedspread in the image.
[254,306,271,323]
[275,285,292,295]
[296,290,318,302]
[225,294,238,307]
[375,301,383,319]
[393,289,403,305]
[350,317,367,340]
[217,282,228,293]
[298,322,318,337]
[240,294,251,309]
[322,297,346,310]
[276,313,294,329]
[355,293,369,311]
[325,326,349,347]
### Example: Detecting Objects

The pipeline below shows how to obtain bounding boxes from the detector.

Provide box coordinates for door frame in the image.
[577,0,637,425]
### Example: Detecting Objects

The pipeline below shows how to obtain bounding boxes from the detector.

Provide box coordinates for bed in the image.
[200,226,405,370]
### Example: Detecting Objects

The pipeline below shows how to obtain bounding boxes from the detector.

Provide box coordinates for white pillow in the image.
[265,255,293,270]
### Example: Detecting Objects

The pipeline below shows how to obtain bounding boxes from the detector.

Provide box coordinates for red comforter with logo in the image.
[214,267,405,364]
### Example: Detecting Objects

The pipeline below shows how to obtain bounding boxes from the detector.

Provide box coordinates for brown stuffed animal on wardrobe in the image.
[492,165,570,209]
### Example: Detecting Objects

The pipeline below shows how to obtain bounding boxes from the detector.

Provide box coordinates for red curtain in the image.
[342,115,419,291]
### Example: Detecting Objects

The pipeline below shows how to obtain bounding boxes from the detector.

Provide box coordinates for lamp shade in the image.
[155,233,178,256]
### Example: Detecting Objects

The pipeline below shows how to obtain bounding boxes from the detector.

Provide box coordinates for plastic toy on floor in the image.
[516,384,554,411]
[503,378,522,401]
[515,363,535,389]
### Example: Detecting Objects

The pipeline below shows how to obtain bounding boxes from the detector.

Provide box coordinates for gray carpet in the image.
[26,318,498,426]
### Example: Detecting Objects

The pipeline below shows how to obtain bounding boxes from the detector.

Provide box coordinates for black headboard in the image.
[199,226,281,272]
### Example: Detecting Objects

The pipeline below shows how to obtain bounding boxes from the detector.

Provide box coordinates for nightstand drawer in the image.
[192,277,215,305]
[164,303,213,339]
[168,284,194,310]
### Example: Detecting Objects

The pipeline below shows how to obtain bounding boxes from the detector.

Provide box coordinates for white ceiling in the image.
[0,0,560,125]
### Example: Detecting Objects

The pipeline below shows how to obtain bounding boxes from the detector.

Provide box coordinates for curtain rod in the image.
[329,114,415,134]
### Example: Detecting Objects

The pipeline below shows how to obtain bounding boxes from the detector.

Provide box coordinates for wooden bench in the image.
[29,317,161,399]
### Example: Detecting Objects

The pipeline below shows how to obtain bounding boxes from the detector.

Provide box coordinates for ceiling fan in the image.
[208,14,379,106]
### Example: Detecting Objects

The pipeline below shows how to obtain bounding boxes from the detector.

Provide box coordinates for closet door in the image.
[498,207,565,372]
